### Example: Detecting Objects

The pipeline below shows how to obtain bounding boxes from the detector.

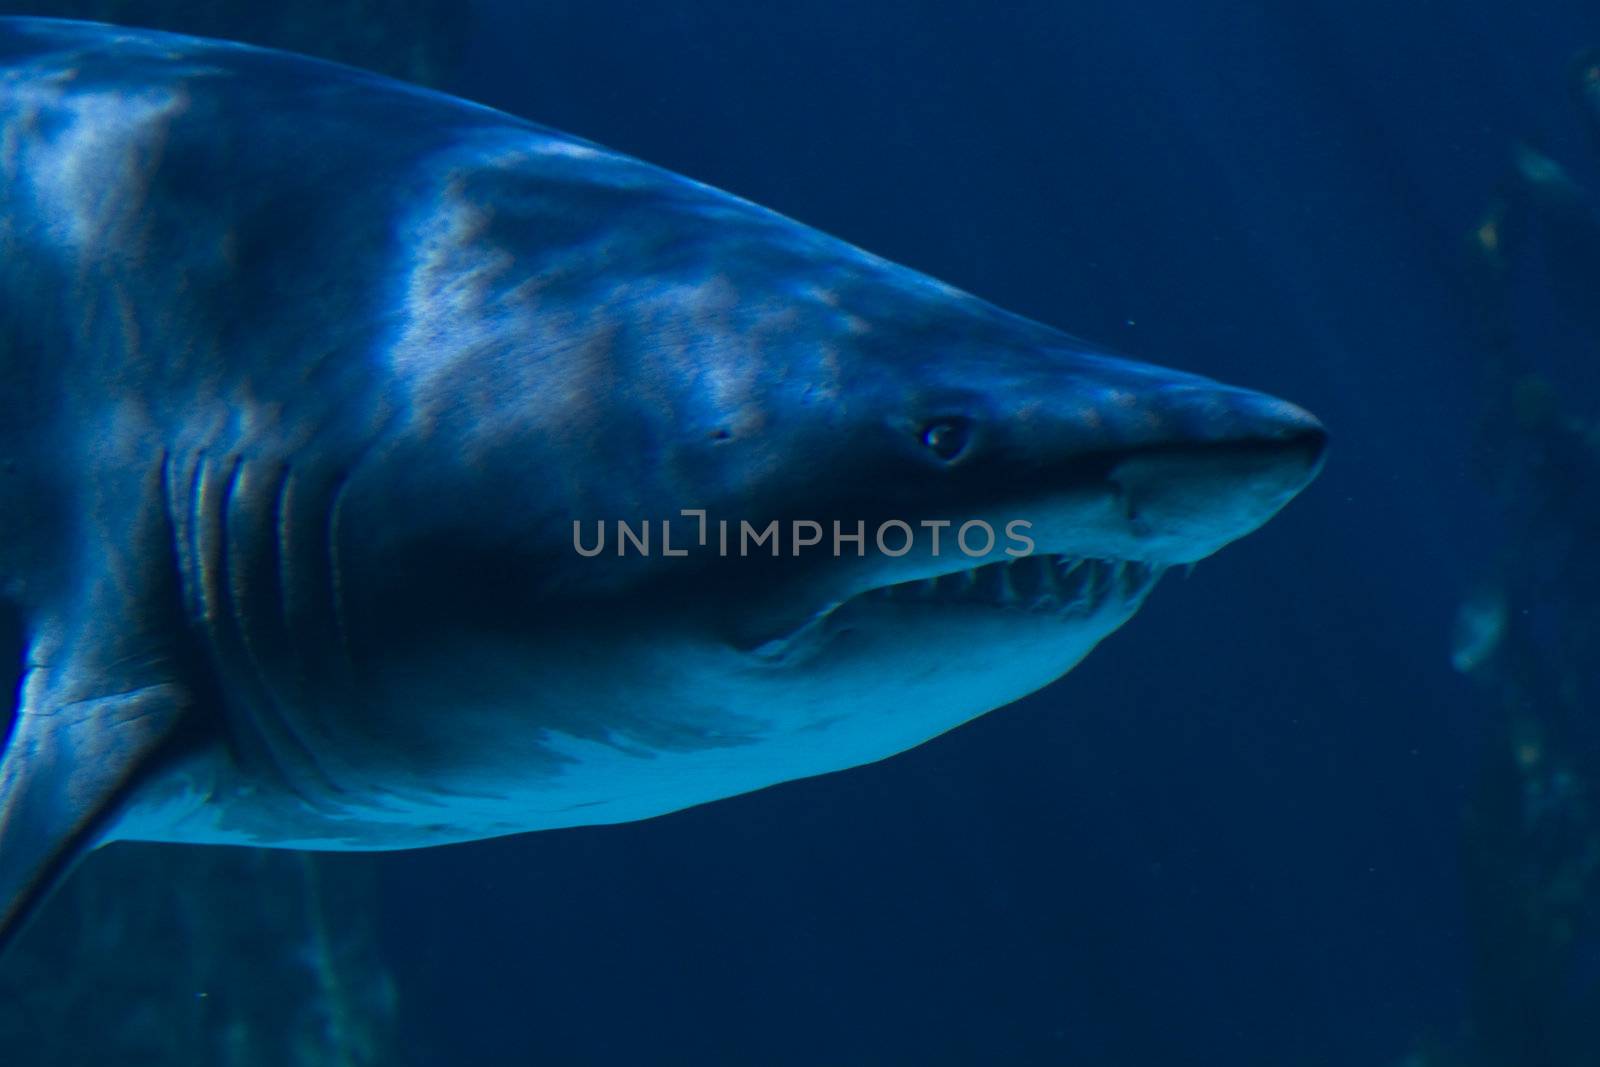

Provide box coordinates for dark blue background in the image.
[370,3,1600,1063]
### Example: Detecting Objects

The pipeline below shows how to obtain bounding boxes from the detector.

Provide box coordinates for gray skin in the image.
[0,18,1325,948]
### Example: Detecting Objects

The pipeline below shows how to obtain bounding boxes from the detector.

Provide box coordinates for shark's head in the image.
[711,333,1326,671]
[330,157,1326,800]
[620,281,1327,732]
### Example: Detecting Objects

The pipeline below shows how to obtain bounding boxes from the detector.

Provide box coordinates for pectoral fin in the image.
[0,656,191,953]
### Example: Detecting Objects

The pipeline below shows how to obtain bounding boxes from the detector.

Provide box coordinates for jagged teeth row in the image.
[871,556,1163,615]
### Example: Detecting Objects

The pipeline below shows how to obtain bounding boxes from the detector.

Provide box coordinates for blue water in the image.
[344,2,1600,1063]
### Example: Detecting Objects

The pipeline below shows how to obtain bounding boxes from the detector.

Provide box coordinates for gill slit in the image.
[226,454,347,799]
[326,467,357,665]
[188,449,341,800]
[273,462,297,645]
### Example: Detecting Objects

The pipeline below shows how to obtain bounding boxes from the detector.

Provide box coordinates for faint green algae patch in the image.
[0,846,399,1067]
[1,0,470,87]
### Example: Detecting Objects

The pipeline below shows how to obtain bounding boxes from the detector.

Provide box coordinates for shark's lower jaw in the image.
[855,554,1167,619]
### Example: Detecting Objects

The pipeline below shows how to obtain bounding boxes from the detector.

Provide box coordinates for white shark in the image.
[0,17,1325,948]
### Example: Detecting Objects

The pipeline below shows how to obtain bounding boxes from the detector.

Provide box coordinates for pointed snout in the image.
[1088,373,1327,563]
[1065,353,1324,459]
[1001,353,1327,565]
[1168,384,1328,482]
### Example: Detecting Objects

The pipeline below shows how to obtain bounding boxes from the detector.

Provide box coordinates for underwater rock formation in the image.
[1442,45,1600,1067]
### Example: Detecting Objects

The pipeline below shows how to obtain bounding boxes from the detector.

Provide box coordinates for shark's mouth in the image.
[854,554,1166,619]
[749,554,1168,662]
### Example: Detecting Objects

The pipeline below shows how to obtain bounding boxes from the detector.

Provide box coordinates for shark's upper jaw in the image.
[853,553,1166,619]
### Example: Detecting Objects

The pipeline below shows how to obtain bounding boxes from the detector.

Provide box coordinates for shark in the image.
[0,17,1325,950]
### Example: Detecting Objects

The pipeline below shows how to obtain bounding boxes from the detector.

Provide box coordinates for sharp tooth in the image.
[1075,562,1100,608]
[1009,557,1040,601]
[997,565,1015,603]
[971,563,998,602]
[1134,563,1166,598]
[1067,560,1089,595]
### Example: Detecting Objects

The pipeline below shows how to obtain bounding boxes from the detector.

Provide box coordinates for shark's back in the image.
[0,19,454,387]
[0,16,868,464]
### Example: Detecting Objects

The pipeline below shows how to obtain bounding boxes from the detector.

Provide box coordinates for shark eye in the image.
[920,418,973,462]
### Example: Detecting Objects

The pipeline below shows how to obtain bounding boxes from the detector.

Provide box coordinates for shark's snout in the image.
[1059,369,1327,563]
[965,357,1327,569]
[1105,407,1326,563]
